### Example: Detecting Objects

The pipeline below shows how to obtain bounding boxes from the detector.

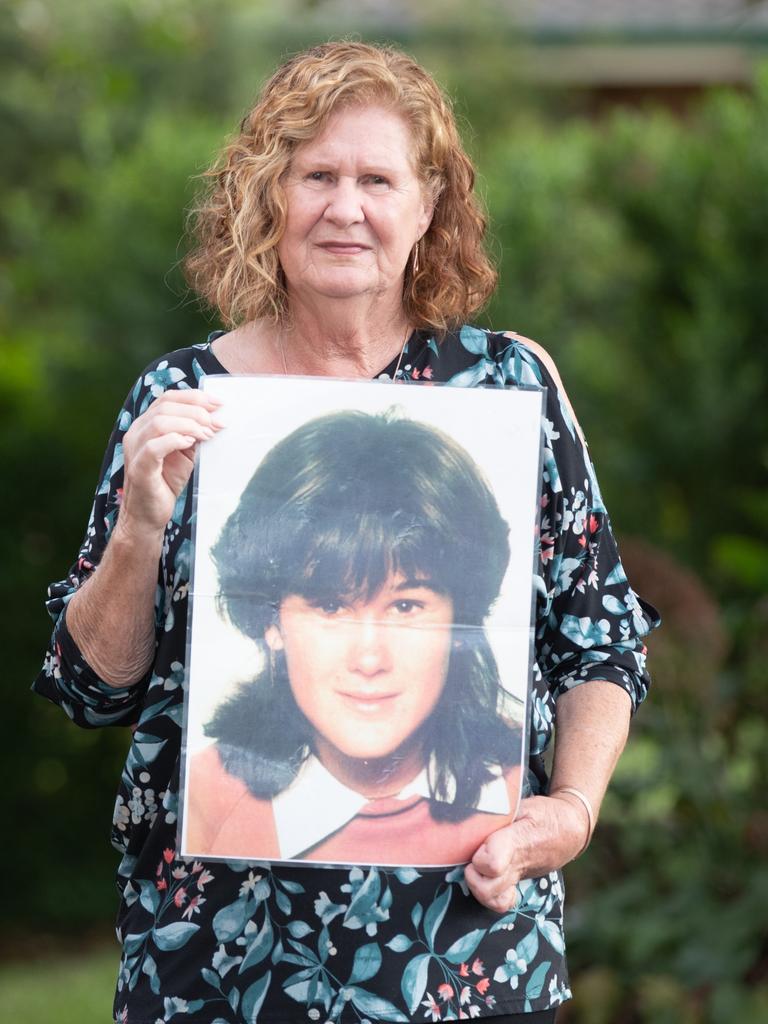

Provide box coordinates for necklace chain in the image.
[278,326,411,381]
[391,326,410,381]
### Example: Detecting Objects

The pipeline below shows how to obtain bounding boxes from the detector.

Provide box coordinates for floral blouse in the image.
[33,326,658,1023]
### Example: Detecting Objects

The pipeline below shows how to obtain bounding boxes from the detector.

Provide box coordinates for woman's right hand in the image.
[64,389,224,686]
[120,390,224,534]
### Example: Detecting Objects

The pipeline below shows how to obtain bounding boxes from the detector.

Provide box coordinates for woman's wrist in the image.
[112,508,168,551]
[549,786,595,857]
[65,508,163,688]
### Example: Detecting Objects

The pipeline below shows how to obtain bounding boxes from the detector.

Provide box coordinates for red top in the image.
[185,744,521,866]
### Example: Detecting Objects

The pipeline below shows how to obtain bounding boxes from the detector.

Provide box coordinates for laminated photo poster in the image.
[180,375,544,868]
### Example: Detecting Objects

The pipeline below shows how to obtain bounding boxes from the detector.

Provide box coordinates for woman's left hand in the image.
[464,795,589,912]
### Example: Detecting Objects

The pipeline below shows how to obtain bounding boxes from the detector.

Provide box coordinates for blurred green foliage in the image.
[2,2,766,1022]
[0,945,118,1023]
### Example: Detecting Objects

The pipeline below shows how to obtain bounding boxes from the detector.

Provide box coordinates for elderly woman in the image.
[34,41,658,1024]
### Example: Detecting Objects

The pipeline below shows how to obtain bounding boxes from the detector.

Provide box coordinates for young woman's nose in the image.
[346,616,392,676]
[323,177,365,226]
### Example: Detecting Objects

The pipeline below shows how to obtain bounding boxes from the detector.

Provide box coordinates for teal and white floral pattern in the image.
[34,327,658,1022]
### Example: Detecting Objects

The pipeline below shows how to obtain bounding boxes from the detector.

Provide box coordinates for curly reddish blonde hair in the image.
[184,41,497,331]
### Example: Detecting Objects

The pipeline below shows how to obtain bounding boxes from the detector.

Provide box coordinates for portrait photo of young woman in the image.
[181,383,543,867]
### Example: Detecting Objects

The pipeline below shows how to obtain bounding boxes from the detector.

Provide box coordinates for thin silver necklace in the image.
[278,326,411,381]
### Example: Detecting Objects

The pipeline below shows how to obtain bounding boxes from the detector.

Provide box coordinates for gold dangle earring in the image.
[411,239,421,277]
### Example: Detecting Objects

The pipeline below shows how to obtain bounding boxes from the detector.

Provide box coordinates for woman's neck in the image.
[212,295,412,379]
[314,737,425,800]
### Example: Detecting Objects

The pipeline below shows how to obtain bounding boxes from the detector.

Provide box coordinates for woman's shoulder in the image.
[442,323,557,376]
[493,330,585,445]
[495,330,558,380]
[135,337,226,388]
[439,325,584,442]
[115,338,227,419]
[481,327,565,391]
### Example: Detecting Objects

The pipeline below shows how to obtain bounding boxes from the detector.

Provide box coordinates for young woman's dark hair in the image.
[205,408,520,821]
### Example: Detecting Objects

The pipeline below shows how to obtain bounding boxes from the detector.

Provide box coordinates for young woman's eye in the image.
[315,598,344,615]
[392,599,423,614]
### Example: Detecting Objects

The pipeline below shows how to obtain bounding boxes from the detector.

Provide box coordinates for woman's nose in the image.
[346,617,392,676]
[323,177,365,226]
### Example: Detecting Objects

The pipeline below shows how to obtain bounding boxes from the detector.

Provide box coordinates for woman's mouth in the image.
[316,242,369,255]
[337,691,398,713]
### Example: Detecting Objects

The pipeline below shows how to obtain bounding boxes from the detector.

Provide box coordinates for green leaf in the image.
[602,594,628,615]
[287,920,313,939]
[489,911,518,933]
[525,960,551,1000]
[538,918,564,954]
[280,879,305,894]
[242,970,272,1023]
[401,952,431,1014]
[142,953,161,995]
[411,903,423,930]
[344,868,381,925]
[134,737,167,765]
[459,325,490,356]
[239,915,274,973]
[123,932,148,954]
[275,887,291,915]
[213,896,249,943]
[348,986,409,1021]
[349,943,382,984]
[423,887,451,949]
[516,925,539,965]
[443,928,486,964]
[153,921,200,951]
[285,978,316,1003]
[138,880,160,915]
[394,867,420,884]
[201,967,221,990]
[286,939,318,964]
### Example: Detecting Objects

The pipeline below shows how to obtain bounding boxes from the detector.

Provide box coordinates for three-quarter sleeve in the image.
[32,383,151,728]
[527,352,660,713]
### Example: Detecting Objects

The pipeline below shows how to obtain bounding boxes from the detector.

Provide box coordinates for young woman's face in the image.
[265,574,454,776]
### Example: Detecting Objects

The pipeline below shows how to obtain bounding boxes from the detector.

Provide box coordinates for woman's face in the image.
[277,104,433,306]
[265,573,453,778]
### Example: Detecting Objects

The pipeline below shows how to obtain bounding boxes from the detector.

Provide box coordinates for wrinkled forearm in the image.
[549,679,632,819]
[66,515,165,687]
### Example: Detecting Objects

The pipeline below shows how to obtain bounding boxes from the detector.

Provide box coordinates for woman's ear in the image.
[417,204,434,243]
[264,623,284,652]
[417,179,439,238]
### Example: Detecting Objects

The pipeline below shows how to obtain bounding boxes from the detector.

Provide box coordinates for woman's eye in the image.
[306,171,331,183]
[316,598,344,615]
[392,599,423,615]
[365,174,389,188]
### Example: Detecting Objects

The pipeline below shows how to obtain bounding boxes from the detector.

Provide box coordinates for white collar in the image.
[271,752,510,859]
